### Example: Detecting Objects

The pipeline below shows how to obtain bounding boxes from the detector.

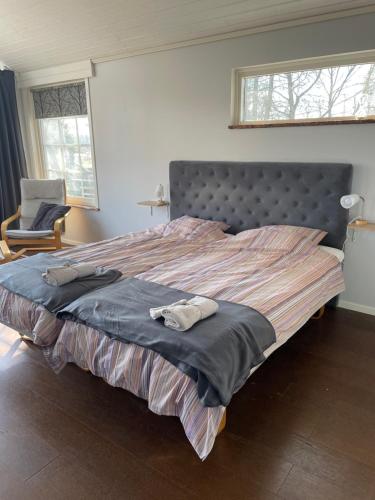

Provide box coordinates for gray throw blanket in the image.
[58,277,276,407]
[0,253,121,313]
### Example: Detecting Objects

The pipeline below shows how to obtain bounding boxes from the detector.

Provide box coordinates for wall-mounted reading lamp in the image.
[340,194,367,225]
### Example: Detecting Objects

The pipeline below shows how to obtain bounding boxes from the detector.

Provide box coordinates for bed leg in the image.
[311,305,325,320]
[217,409,227,435]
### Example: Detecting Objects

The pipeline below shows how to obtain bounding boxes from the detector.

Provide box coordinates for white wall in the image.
[61,13,375,312]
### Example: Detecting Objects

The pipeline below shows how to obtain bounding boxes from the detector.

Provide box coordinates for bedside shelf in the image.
[348,222,375,231]
[137,200,169,215]
[137,200,169,207]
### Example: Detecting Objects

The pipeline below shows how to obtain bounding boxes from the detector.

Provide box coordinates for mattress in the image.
[320,245,344,263]
[42,227,344,459]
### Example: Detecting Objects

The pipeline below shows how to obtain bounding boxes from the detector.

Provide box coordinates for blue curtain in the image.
[0,70,27,222]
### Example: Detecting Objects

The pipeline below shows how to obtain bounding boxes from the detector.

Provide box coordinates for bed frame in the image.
[170,160,353,433]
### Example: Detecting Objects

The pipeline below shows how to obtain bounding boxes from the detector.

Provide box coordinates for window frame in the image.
[33,78,99,209]
[230,49,375,129]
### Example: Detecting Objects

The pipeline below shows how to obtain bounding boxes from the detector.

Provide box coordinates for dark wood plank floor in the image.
[1,308,375,499]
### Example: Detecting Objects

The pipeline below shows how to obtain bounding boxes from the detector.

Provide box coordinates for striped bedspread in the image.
[43,225,344,459]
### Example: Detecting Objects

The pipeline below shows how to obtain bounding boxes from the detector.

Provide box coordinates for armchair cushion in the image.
[21,178,65,201]
[20,178,66,229]
[6,229,54,239]
[29,202,70,231]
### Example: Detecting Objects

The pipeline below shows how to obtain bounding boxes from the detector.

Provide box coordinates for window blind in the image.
[32,82,87,119]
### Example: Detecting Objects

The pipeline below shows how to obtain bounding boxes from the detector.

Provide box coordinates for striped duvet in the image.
[0,226,222,346]
[0,223,344,459]
[49,225,343,459]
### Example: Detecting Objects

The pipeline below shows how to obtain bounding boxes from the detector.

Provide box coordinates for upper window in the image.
[32,81,98,208]
[231,52,375,128]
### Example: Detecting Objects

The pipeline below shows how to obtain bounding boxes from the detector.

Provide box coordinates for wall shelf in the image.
[137,200,169,216]
[348,222,375,231]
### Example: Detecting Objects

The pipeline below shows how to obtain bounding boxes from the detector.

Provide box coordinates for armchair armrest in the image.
[53,208,71,233]
[0,240,12,261]
[0,240,26,263]
[53,209,71,249]
[1,206,21,241]
[53,216,66,233]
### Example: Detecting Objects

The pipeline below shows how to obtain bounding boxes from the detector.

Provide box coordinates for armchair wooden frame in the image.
[0,241,26,263]
[1,206,71,252]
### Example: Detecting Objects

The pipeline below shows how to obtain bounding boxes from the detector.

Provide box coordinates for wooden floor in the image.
[0,308,375,499]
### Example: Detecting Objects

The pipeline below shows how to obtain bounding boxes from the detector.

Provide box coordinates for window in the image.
[32,81,98,208]
[231,51,375,128]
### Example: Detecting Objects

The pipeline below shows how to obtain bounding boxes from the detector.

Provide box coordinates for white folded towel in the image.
[42,263,97,286]
[149,299,188,320]
[150,295,218,331]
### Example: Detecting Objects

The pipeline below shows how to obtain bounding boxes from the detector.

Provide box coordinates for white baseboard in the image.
[62,237,84,246]
[338,300,375,316]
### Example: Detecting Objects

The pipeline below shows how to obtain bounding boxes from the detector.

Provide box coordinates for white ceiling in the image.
[1,0,375,72]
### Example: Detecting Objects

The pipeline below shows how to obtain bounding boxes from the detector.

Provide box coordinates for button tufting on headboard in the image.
[169,161,353,249]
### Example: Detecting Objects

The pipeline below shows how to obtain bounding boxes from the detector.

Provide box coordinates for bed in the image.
[0,160,353,459]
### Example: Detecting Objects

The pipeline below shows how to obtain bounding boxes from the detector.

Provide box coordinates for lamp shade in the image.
[340,194,361,209]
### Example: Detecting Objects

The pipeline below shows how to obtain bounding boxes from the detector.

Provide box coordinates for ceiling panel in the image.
[0,0,374,72]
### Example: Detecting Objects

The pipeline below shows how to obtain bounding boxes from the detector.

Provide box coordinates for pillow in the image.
[161,215,230,241]
[265,225,327,245]
[29,202,71,231]
[232,225,326,252]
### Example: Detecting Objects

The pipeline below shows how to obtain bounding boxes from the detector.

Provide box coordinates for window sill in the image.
[68,203,100,211]
[228,118,375,129]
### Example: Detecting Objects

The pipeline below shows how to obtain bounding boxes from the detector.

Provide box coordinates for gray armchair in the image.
[1,178,70,251]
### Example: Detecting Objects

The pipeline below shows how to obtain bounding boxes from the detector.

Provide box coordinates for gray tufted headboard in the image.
[169,161,353,249]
